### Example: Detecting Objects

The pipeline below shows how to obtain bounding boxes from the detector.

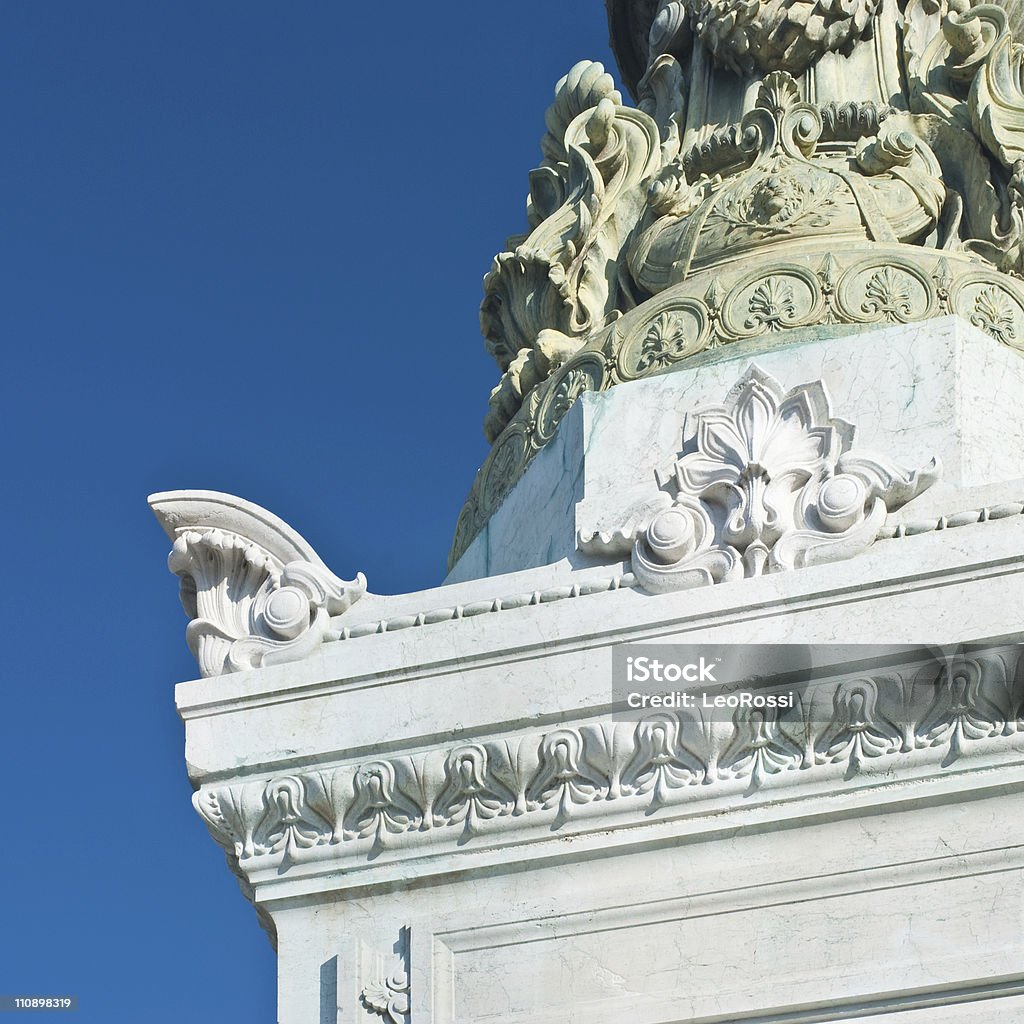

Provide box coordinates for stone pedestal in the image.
[448,317,1024,583]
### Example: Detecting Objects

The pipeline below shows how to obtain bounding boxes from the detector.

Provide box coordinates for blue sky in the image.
[0,3,616,1021]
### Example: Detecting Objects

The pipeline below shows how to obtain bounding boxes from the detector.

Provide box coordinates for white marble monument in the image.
[152,2,1024,1021]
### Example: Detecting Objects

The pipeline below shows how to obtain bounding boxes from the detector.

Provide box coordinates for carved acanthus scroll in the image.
[480,59,677,441]
[575,364,939,592]
[150,490,365,677]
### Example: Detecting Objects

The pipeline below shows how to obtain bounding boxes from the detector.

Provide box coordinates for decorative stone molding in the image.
[879,500,1024,539]
[150,486,1021,669]
[340,571,638,640]
[149,491,365,677]
[623,365,939,592]
[305,493,1023,645]
[449,246,1018,568]
[152,3,1024,1016]
[192,644,1024,875]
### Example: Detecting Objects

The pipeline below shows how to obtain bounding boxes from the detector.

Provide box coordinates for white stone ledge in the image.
[176,514,1024,782]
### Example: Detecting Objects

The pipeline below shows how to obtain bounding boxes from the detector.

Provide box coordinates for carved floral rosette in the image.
[194,645,1024,877]
[625,364,940,591]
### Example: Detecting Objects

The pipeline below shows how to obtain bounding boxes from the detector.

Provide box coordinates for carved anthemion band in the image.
[193,645,1024,873]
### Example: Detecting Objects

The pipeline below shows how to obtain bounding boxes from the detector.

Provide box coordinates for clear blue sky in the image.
[0,3,616,1021]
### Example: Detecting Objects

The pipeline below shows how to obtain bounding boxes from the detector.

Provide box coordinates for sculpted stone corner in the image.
[581,365,940,592]
[149,490,366,677]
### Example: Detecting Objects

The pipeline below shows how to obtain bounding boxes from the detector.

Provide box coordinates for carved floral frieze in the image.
[194,646,1024,873]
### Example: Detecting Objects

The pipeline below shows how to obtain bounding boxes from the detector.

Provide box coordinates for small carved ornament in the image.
[150,490,365,676]
[581,364,939,591]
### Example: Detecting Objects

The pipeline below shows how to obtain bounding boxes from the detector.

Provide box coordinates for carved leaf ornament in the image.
[637,310,693,370]
[972,285,1018,343]
[631,366,940,592]
[150,491,366,677]
[360,973,409,1024]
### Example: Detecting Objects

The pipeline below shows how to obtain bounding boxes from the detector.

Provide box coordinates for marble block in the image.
[447,317,1024,584]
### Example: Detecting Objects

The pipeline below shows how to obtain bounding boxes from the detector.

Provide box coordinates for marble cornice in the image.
[328,499,1024,648]
[191,640,1024,901]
